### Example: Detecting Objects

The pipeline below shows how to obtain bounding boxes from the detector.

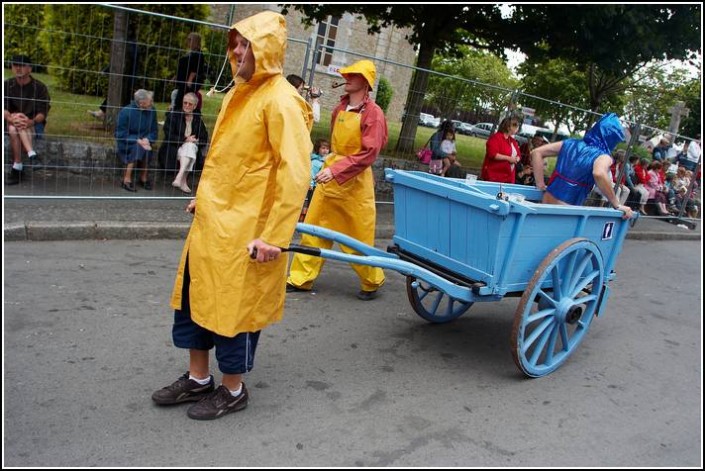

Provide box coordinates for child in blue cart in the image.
[299,138,330,222]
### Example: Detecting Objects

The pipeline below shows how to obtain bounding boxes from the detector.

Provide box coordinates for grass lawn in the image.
[9,69,498,172]
[312,110,488,171]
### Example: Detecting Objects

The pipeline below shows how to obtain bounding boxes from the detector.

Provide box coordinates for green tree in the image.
[375,77,393,114]
[675,77,701,138]
[130,4,211,101]
[510,5,701,115]
[285,4,700,152]
[281,5,514,153]
[39,5,211,100]
[622,62,700,139]
[427,47,518,121]
[39,5,114,96]
[4,4,50,73]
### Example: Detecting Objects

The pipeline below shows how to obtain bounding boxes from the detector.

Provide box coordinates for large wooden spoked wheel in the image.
[511,238,605,377]
[406,276,473,323]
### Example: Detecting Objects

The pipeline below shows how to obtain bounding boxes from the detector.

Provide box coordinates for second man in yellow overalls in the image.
[287,59,387,300]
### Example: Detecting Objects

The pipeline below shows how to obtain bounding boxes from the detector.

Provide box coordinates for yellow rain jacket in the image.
[170,11,313,337]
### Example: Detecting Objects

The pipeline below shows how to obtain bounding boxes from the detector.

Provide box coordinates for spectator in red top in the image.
[480,116,521,184]
[633,157,650,215]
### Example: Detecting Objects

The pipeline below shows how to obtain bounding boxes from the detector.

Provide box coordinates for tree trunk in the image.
[106,9,128,130]
[395,42,435,154]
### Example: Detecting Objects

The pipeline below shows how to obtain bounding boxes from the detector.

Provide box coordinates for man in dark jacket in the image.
[4,54,50,185]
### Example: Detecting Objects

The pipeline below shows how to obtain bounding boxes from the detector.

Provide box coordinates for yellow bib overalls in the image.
[287,108,385,292]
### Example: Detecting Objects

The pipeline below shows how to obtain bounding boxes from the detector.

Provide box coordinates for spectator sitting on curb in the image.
[115,89,158,192]
[4,54,50,185]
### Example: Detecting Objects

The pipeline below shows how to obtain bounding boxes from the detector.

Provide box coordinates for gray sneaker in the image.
[151,372,214,405]
[187,383,249,420]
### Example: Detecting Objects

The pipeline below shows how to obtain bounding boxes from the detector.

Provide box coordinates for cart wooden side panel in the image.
[387,170,632,296]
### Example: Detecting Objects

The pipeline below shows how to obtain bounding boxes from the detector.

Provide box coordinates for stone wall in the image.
[206,5,416,122]
[6,133,424,198]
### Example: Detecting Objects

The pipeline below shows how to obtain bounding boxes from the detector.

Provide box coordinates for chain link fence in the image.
[4,5,700,221]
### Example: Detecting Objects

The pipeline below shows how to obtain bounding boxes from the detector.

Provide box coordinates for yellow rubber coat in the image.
[170,12,313,337]
[287,109,385,291]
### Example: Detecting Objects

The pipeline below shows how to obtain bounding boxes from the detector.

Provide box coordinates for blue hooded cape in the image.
[547,113,625,205]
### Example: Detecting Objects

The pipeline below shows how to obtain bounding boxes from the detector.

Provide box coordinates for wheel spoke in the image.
[429,291,443,315]
[523,317,554,352]
[563,249,579,288]
[551,265,563,299]
[527,307,553,323]
[407,277,473,324]
[529,319,556,365]
[569,269,601,298]
[545,323,559,364]
[418,286,431,302]
[558,322,569,352]
[536,288,556,307]
[444,298,455,318]
[573,293,597,306]
[568,253,594,292]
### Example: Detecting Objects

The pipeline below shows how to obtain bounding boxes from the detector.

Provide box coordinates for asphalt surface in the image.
[3,238,702,467]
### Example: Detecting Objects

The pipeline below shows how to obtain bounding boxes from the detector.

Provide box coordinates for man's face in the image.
[231,32,255,81]
[343,73,368,94]
[11,63,31,79]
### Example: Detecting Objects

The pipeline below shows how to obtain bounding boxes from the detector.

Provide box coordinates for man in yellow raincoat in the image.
[286,59,388,301]
[151,11,313,421]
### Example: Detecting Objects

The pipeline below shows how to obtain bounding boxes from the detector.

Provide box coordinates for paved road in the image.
[3,238,701,467]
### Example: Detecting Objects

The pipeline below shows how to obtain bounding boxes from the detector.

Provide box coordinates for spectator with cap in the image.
[4,54,50,185]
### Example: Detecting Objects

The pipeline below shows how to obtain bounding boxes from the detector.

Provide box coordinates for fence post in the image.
[302,37,313,84]
[106,10,128,130]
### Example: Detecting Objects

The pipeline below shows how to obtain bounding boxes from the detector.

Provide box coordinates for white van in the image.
[418,113,438,127]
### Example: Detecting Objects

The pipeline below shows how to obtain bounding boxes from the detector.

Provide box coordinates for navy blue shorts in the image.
[172,257,261,375]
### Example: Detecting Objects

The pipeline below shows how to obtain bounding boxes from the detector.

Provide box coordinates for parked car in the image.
[451,120,474,135]
[456,122,474,135]
[419,112,439,128]
[535,128,570,142]
[467,122,495,139]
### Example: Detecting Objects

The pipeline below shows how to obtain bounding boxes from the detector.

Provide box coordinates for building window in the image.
[314,16,339,67]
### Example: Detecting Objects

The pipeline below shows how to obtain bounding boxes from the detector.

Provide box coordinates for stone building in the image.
[208,4,416,122]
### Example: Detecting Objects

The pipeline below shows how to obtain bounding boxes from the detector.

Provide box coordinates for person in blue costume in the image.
[530,113,633,220]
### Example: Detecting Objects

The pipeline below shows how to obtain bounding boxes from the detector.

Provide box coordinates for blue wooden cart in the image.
[292,169,636,377]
